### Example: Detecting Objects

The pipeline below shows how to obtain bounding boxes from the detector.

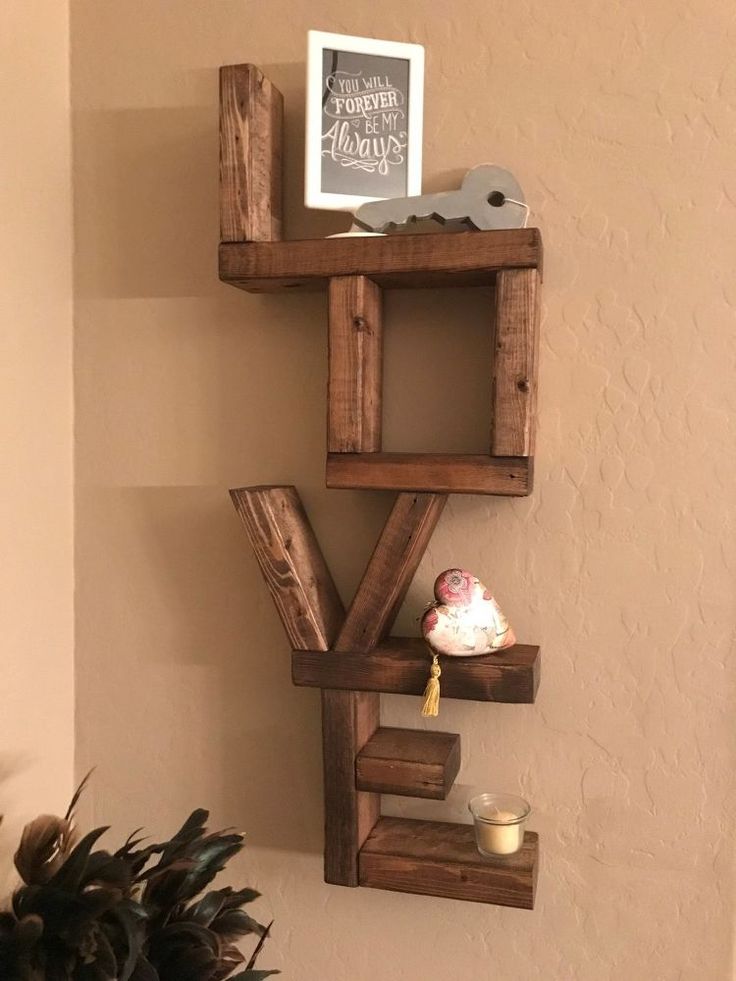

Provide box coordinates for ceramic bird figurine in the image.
[422,568,516,655]
[419,569,516,716]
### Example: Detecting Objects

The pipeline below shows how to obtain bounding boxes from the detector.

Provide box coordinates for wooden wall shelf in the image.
[219,228,542,293]
[326,453,532,496]
[292,638,540,703]
[356,728,461,800]
[360,818,538,909]
[222,63,543,911]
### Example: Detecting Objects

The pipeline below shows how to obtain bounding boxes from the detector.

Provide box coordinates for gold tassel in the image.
[421,654,441,717]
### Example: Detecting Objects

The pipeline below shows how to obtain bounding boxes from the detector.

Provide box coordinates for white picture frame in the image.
[305,30,424,211]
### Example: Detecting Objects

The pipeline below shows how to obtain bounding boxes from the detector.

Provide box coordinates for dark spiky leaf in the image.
[211,908,264,942]
[158,810,209,865]
[140,864,195,925]
[187,889,228,928]
[12,883,41,919]
[1,793,276,980]
[212,943,244,979]
[65,770,95,823]
[175,841,244,905]
[15,912,44,943]
[244,921,274,971]
[109,899,147,981]
[150,945,217,978]
[129,957,160,981]
[150,920,221,951]
[137,858,195,885]
[48,827,109,892]
[14,815,74,886]
[171,810,209,841]
[78,924,117,977]
[81,851,132,896]
[221,887,260,909]
[0,910,16,936]
[229,972,280,980]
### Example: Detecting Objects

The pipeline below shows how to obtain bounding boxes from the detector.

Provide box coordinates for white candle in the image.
[474,809,523,856]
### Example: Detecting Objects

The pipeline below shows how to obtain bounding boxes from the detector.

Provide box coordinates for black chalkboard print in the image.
[320,49,410,199]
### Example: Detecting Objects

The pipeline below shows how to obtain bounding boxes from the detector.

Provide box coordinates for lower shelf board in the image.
[358,817,538,910]
[326,452,532,496]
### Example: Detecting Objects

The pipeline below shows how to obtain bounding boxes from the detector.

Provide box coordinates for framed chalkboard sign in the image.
[305,31,424,211]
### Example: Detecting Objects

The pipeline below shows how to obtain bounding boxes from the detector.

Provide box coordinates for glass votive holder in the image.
[468,793,530,858]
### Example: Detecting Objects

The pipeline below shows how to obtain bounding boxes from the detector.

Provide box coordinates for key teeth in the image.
[353,164,526,235]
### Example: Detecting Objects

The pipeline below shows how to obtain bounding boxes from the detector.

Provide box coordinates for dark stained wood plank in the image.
[356,727,461,800]
[229,485,343,651]
[323,321,396,886]
[322,688,380,886]
[228,485,375,884]
[293,639,540,704]
[219,64,283,243]
[218,228,543,292]
[359,817,538,909]
[328,276,383,453]
[335,493,447,653]
[323,492,444,883]
[326,453,532,496]
[491,269,541,457]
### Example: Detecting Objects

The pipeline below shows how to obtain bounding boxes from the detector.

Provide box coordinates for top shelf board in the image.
[219,227,543,293]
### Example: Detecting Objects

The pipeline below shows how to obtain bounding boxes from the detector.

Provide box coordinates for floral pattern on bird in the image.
[421,567,516,657]
[436,568,474,605]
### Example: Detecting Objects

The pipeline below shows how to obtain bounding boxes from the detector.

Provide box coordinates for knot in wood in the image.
[352,315,369,332]
[516,378,530,393]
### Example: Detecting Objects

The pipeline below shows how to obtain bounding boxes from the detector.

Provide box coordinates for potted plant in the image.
[0,778,277,980]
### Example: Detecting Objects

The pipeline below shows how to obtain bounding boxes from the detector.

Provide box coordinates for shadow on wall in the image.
[73,104,217,300]
[75,483,329,855]
[71,62,348,302]
[0,755,28,893]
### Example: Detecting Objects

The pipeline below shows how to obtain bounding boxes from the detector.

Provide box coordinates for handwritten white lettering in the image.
[322,120,406,175]
[322,68,408,183]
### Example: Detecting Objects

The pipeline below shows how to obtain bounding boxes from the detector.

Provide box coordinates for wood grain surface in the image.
[322,492,445,883]
[293,638,541,704]
[335,493,446,653]
[229,485,343,651]
[491,268,541,457]
[326,452,532,496]
[219,64,283,242]
[219,228,543,292]
[321,687,380,886]
[356,727,461,799]
[359,817,538,909]
[328,276,383,453]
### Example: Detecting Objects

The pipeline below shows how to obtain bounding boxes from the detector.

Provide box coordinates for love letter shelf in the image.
[221,63,543,910]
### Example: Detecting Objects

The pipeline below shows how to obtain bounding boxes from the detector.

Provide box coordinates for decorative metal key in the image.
[351,164,527,234]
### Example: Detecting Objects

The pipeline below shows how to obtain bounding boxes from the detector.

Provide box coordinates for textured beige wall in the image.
[71,1,736,978]
[0,1,75,889]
